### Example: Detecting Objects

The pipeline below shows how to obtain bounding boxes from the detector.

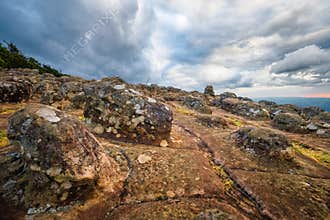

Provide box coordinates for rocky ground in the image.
[0,68,329,220]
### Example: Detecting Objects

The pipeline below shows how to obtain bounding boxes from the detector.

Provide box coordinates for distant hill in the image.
[0,41,63,77]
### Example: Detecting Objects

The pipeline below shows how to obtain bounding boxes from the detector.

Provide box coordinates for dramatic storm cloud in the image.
[0,0,329,96]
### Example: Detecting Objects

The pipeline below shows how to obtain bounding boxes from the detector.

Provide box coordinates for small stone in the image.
[113,84,126,90]
[316,129,326,135]
[135,109,145,115]
[166,190,176,198]
[306,123,318,131]
[61,181,72,190]
[160,139,168,147]
[116,134,121,138]
[27,208,37,215]
[301,181,311,187]
[60,192,68,201]
[93,124,104,134]
[46,167,62,177]
[137,154,152,164]
[30,164,41,171]
[148,97,157,103]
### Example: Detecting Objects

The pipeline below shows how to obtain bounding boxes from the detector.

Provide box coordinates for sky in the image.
[0,0,330,97]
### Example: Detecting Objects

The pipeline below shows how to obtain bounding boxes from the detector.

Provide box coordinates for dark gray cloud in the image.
[270,45,330,74]
[0,0,329,96]
[0,0,154,82]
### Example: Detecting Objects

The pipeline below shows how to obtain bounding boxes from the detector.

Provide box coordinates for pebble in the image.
[113,84,125,90]
[148,97,157,103]
[46,167,62,177]
[137,154,152,164]
[93,124,104,134]
[160,139,168,147]
[306,123,318,131]
[166,190,176,198]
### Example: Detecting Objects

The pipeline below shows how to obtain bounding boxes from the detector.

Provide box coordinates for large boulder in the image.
[3,104,121,208]
[84,83,173,145]
[272,113,307,133]
[0,76,33,103]
[204,85,215,96]
[268,104,301,119]
[311,112,330,138]
[183,96,212,114]
[60,81,83,99]
[258,100,278,109]
[234,126,291,158]
[211,92,237,106]
[220,98,270,120]
[313,112,330,124]
[301,106,324,120]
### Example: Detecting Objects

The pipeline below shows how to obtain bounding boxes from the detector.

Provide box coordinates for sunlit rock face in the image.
[5,104,121,208]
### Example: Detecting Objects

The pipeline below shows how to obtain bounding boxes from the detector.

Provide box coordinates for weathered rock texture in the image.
[272,113,307,133]
[4,104,121,208]
[219,98,270,120]
[183,96,212,114]
[84,82,173,145]
[0,76,32,103]
[0,69,329,220]
[204,85,215,96]
[234,126,291,158]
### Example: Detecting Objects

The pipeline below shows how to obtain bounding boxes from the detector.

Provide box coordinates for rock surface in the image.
[4,104,121,208]
[0,76,32,103]
[234,126,291,158]
[219,98,270,120]
[183,96,212,114]
[272,112,307,133]
[0,69,329,220]
[84,81,173,145]
[204,85,215,96]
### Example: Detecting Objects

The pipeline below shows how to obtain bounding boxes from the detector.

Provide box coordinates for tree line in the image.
[0,41,64,77]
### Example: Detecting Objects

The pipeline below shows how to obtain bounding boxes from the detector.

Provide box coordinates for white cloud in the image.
[1,0,330,96]
[270,45,330,74]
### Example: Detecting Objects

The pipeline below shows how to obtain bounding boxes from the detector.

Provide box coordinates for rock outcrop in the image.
[219,98,270,120]
[84,82,173,145]
[272,113,307,133]
[0,76,33,103]
[183,96,212,114]
[211,92,237,106]
[204,85,215,96]
[234,126,291,158]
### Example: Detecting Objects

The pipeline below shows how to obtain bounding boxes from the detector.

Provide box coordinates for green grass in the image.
[292,143,330,168]
[0,129,9,147]
[212,165,234,191]
[175,106,196,116]
[228,117,244,127]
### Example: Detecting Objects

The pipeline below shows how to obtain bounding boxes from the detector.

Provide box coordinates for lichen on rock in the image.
[83,81,173,145]
[234,126,292,159]
[3,104,121,208]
